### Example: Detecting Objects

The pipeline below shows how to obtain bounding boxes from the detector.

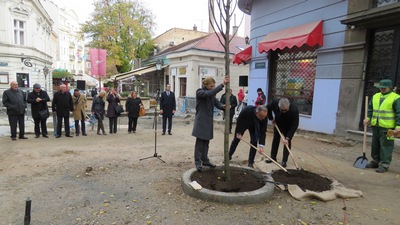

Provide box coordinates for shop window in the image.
[0,72,9,84]
[17,73,29,88]
[269,46,317,115]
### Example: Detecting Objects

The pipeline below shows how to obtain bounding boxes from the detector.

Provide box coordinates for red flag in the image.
[89,48,107,77]
[98,49,106,77]
[90,48,99,76]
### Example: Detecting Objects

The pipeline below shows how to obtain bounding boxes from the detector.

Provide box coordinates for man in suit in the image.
[228,105,268,168]
[220,89,238,134]
[2,81,28,140]
[160,84,176,135]
[266,98,299,168]
[52,84,74,138]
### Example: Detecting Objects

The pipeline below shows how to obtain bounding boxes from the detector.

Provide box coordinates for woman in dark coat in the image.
[27,83,50,138]
[106,88,121,134]
[92,90,107,135]
[192,76,229,172]
[125,91,143,133]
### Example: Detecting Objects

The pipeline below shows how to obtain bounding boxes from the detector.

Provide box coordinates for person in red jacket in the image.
[254,88,266,107]
[237,88,244,110]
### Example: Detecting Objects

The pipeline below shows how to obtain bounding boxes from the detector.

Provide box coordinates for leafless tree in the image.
[209,0,244,181]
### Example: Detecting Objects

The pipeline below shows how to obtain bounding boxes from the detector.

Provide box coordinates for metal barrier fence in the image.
[178,96,223,117]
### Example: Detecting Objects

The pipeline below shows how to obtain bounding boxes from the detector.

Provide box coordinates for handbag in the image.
[139,107,146,116]
[115,104,124,114]
[38,110,49,119]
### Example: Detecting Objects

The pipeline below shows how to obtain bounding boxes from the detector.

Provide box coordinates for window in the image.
[0,72,9,84]
[374,0,399,7]
[179,78,187,96]
[17,73,29,88]
[13,19,26,45]
[269,46,317,115]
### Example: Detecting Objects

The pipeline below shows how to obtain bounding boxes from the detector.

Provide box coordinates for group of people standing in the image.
[2,81,178,140]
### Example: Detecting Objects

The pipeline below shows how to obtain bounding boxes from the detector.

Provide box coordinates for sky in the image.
[52,0,247,37]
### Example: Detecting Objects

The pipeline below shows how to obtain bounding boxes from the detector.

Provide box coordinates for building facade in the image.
[237,0,400,136]
[41,0,97,92]
[112,32,250,107]
[0,0,53,93]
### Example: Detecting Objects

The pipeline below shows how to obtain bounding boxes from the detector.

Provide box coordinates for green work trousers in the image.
[371,126,394,168]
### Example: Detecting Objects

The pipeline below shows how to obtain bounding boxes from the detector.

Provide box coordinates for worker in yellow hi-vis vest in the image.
[364,79,400,173]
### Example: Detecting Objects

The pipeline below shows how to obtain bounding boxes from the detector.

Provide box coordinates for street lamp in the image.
[155,58,163,71]
[155,59,163,89]
[43,66,49,90]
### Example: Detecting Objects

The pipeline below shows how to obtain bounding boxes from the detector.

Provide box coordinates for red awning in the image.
[232,46,252,65]
[258,20,323,53]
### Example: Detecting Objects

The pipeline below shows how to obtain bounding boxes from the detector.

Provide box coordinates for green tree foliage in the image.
[52,69,72,79]
[81,0,155,74]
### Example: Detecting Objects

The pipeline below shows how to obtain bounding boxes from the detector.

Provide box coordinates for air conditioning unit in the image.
[169,41,175,46]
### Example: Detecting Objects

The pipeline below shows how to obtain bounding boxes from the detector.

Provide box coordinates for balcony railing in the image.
[69,55,75,61]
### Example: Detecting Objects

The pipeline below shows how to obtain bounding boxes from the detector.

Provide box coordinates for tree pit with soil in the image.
[192,168,264,192]
[272,169,333,192]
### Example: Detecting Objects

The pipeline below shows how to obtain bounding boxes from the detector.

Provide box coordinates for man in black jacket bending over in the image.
[228,105,268,168]
[266,98,299,168]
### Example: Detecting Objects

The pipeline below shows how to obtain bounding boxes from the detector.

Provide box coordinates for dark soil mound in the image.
[272,169,332,192]
[191,169,264,192]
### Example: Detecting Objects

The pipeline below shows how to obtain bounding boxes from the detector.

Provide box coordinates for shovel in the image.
[354,96,369,169]
[240,138,290,174]
[274,124,300,170]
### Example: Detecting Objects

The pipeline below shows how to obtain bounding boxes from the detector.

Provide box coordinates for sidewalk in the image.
[0,110,193,137]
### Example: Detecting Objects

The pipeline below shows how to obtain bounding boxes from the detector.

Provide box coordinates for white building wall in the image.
[0,0,53,93]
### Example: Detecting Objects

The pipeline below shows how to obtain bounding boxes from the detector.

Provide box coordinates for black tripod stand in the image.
[140,90,165,163]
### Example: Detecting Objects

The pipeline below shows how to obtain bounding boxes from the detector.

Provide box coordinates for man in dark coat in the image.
[220,89,238,134]
[27,83,50,138]
[160,84,176,135]
[228,105,268,168]
[52,84,73,138]
[2,81,27,140]
[266,98,299,167]
[192,76,229,172]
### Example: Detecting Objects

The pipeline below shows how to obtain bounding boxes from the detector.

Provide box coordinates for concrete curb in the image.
[181,165,274,204]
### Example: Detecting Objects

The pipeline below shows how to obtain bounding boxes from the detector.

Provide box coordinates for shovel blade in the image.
[353,156,368,169]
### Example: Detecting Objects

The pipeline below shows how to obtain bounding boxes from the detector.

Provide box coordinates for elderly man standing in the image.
[27,83,50,138]
[72,89,87,136]
[2,81,27,140]
[52,84,73,138]
[266,98,299,168]
[364,79,400,173]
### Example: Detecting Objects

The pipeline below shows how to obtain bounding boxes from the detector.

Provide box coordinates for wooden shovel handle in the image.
[274,124,300,169]
[363,96,368,154]
[240,138,290,174]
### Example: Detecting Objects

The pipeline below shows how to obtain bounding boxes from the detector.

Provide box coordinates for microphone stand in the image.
[140,90,165,163]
